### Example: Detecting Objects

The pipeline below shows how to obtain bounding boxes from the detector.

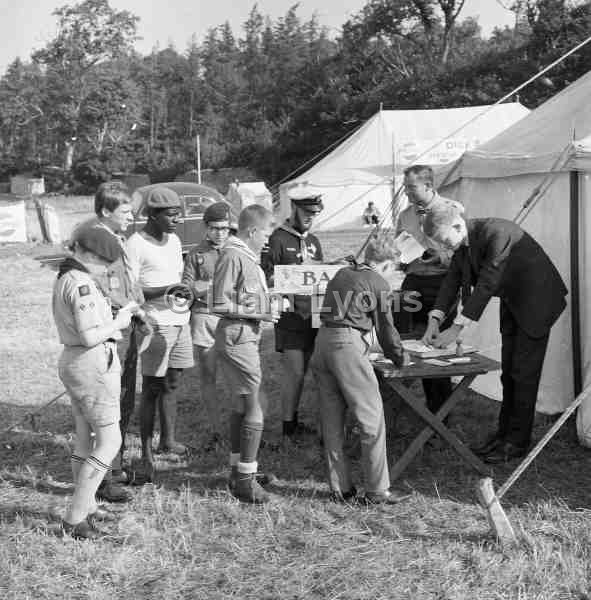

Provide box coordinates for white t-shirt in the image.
[126,231,189,325]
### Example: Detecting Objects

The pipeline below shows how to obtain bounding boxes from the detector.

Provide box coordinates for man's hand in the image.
[433,324,463,349]
[422,317,440,346]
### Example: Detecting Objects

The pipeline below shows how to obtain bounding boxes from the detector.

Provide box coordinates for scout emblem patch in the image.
[78,285,91,296]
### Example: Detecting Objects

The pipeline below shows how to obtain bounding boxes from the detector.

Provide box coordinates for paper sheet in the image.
[394,232,426,264]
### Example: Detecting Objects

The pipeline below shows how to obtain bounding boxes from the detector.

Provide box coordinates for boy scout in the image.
[53,223,134,539]
[212,204,279,503]
[182,202,232,450]
[261,184,324,440]
[126,187,194,481]
[311,231,406,504]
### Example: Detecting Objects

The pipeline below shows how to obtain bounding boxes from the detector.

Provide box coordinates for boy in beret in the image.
[182,202,232,450]
[53,222,135,538]
[126,187,194,481]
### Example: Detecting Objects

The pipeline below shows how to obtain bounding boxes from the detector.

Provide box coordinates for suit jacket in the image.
[433,218,567,338]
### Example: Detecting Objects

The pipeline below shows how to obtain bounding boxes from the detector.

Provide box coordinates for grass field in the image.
[1,197,591,599]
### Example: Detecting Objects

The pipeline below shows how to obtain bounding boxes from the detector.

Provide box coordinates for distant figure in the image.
[362,201,381,226]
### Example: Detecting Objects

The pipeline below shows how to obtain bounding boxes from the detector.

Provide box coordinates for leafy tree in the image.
[32,0,139,169]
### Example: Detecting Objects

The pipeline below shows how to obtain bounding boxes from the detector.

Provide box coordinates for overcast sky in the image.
[0,0,516,72]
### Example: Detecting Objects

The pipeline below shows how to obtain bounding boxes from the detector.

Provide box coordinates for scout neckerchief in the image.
[278,219,311,262]
[223,236,268,293]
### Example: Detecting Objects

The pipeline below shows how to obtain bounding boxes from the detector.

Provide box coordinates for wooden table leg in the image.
[388,375,489,481]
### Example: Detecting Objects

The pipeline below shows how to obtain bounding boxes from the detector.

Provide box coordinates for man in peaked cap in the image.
[261,183,324,441]
[182,201,232,451]
[126,186,194,481]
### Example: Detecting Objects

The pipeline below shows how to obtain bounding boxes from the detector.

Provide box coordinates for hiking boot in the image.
[228,467,277,491]
[156,441,187,455]
[62,519,107,540]
[231,473,271,504]
[96,481,132,503]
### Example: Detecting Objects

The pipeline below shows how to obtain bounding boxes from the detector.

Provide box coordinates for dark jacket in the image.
[433,218,567,338]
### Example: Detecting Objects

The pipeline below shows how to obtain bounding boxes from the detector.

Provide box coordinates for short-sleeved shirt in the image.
[126,231,188,326]
[53,269,116,346]
[182,238,222,314]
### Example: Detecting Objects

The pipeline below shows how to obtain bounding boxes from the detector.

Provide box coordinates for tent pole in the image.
[570,170,582,396]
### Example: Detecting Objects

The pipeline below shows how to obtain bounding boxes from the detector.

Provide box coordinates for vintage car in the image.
[36,181,233,268]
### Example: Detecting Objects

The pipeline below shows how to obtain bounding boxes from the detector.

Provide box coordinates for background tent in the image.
[279,103,529,230]
[434,69,591,422]
[227,181,273,213]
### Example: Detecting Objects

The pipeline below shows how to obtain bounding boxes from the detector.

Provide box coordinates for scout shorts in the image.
[141,323,194,377]
[215,319,262,396]
[59,342,121,428]
[190,312,219,348]
[274,324,318,353]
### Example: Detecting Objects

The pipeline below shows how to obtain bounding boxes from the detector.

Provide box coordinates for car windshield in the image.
[184,195,214,216]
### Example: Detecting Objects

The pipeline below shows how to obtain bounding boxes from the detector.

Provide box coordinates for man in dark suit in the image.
[421,204,567,463]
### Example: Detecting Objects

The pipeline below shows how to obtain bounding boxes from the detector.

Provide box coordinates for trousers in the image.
[311,326,389,494]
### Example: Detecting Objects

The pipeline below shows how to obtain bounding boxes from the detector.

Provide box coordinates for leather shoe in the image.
[471,433,503,456]
[358,489,411,505]
[96,481,132,503]
[482,441,527,464]
[62,519,107,540]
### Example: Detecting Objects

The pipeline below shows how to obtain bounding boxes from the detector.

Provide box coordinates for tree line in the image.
[0,0,589,193]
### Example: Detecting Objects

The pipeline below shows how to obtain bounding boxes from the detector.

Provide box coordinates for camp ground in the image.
[435,68,591,441]
[278,102,529,230]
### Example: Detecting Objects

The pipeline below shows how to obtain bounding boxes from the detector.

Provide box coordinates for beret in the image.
[203,202,231,224]
[72,222,122,263]
[145,186,181,209]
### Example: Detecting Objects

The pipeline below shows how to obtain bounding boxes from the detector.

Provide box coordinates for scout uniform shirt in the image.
[182,238,222,314]
[261,219,323,326]
[75,219,144,313]
[53,263,118,346]
[213,236,268,323]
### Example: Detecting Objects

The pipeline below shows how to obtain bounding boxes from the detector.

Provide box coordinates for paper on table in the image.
[395,232,426,264]
[402,339,476,358]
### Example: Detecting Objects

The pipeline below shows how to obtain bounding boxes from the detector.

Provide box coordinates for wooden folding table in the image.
[373,353,501,481]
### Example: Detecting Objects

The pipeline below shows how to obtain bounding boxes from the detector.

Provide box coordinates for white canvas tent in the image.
[279,103,529,230]
[434,69,591,422]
